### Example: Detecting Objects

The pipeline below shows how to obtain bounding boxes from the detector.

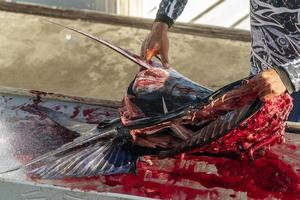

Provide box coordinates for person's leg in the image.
[288,91,300,122]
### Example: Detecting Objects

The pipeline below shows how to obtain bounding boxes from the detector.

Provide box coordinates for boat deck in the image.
[0,88,299,200]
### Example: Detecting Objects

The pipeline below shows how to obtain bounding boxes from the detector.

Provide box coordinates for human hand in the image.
[252,69,287,102]
[140,22,170,68]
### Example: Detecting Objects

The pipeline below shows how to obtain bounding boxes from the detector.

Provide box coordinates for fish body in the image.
[20,22,293,179]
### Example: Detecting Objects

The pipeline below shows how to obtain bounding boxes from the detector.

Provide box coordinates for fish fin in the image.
[162,96,168,114]
[44,19,151,69]
[38,106,98,135]
[27,138,138,178]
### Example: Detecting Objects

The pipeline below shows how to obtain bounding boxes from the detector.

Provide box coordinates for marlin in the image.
[11,21,292,179]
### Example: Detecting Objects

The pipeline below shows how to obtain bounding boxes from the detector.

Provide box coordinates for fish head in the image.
[128,65,212,117]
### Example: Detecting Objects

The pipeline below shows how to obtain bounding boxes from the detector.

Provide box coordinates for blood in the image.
[46,92,86,102]
[82,108,97,118]
[10,94,299,199]
[53,105,61,111]
[41,143,299,200]
[124,71,293,158]
[11,67,298,199]
[30,90,47,106]
[285,144,297,150]
[191,79,258,121]
[70,106,81,119]
[188,94,293,159]
[30,90,86,108]
[81,108,114,124]
[42,71,297,199]
[8,104,119,170]
[10,118,79,160]
[82,108,102,123]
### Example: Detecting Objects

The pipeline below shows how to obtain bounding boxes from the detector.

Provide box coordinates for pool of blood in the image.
[36,138,300,200]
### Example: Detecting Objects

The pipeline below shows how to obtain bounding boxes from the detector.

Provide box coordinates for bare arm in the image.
[140,0,188,67]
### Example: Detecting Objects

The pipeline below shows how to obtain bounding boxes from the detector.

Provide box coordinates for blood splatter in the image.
[70,106,81,119]
[38,143,299,200]
[30,90,47,106]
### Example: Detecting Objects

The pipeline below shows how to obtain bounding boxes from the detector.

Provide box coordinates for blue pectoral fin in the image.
[27,138,138,178]
[17,106,137,178]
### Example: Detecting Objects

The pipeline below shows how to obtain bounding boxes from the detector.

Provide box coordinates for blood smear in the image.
[37,94,299,200]
[40,141,299,200]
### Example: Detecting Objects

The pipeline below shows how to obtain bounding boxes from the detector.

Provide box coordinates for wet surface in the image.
[30,136,298,200]
[0,92,118,174]
[0,91,299,199]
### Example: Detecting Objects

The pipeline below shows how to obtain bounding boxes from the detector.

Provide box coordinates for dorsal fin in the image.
[45,20,151,69]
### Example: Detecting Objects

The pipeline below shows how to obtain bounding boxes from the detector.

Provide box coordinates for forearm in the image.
[155,0,188,27]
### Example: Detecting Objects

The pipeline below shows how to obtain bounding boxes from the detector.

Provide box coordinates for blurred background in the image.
[9,0,250,30]
[0,0,251,100]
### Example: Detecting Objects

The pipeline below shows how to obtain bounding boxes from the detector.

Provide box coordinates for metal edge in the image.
[0,176,155,200]
[286,121,300,134]
[0,86,121,108]
[0,1,251,42]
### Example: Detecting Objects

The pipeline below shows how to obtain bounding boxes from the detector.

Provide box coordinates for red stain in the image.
[82,108,114,124]
[10,90,299,199]
[30,90,86,108]
[36,142,299,200]
[10,118,80,159]
[53,105,61,111]
[70,106,81,119]
[83,108,97,116]
[285,144,297,150]
[186,94,293,159]
[82,108,98,121]
[30,90,47,106]
[47,92,86,102]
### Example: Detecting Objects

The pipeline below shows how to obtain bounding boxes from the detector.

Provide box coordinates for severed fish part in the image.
[3,21,292,179]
